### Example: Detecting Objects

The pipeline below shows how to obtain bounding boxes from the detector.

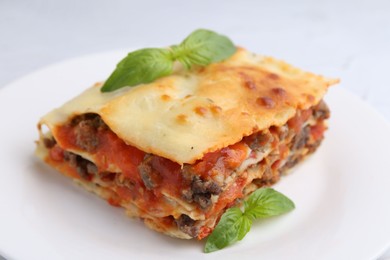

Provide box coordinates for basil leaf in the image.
[172,29,236,69]
[101,29,236,92]
[244,188,295,220]
[204,207,251,253]
[237,215,252,241]
[204,187,295,253]
[101,48,173,92]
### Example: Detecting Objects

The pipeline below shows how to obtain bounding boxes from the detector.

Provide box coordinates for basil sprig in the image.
[204,188,295,253]
[101,29,236,92]
[170,29,236,69]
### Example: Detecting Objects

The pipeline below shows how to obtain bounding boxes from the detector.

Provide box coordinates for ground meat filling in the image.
[63,151,97,180]
[46,100,329,239]
[313,100,330,120]
[138,155,162,190]
[175,214,198,238]
[138,156,154,189]
[244,131,274,152]
[182,176,222,210]
[291,125,310,151]
[71,113,107,152]
[43,136,56,149]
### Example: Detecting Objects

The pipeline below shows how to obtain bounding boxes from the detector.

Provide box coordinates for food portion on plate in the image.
[35,29,338,251]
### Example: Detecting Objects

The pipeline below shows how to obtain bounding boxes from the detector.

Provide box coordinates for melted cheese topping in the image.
[39,47,338,164]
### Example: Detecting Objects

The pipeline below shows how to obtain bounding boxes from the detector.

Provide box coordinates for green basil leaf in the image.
[204,187,295,253]
[204,207,251,253]
[237,215,252,241]
[101,29,236,92]
[101,48,173,92]
[244,188,295,220]
[172,29,236,69]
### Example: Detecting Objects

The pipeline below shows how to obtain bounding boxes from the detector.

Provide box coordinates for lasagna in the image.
[36,47,338,239]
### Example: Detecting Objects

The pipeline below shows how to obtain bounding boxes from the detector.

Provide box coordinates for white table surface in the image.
[1,0,389,259]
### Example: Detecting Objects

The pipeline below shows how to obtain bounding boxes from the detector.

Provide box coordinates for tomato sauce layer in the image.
[51,118,249,214]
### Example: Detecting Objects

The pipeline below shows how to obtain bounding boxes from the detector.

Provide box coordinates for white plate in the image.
[1,51,390,260]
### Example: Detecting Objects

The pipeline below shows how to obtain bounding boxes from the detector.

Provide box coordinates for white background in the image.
[1,0,389,259]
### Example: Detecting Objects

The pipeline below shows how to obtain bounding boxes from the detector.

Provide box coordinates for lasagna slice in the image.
[36,48,338,239]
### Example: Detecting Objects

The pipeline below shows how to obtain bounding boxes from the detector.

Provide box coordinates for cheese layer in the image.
[39,47,338,164]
